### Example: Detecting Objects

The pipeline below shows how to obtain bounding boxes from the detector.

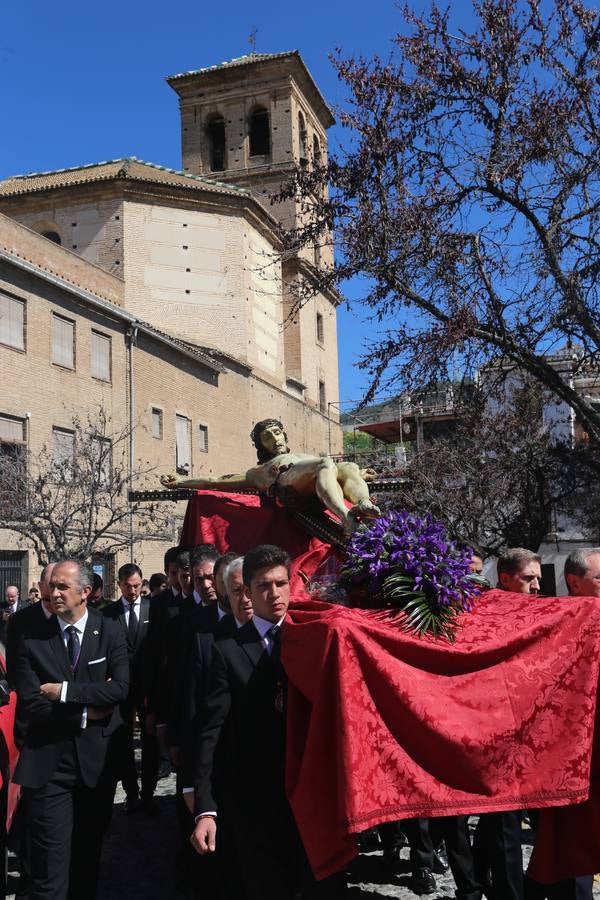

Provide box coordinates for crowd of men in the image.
[1,542,599,900]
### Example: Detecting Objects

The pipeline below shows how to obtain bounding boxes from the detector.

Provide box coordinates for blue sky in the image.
[1,0,436,403]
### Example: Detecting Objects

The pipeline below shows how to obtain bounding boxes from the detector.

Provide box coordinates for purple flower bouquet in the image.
[339,510,482,640]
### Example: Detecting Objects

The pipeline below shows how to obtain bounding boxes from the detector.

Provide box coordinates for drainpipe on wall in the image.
[126,326,138,563]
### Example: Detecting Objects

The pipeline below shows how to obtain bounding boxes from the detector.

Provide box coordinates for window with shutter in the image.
[151,408,163,439]
[52,428,75,467]
[52,315,75,369]
[92,436,112,487]
[0,294,25,351]
[175,415,191,474]
[91,331,111,381]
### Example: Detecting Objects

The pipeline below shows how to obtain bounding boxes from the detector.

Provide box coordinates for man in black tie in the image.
[192,544,346,899]
[102,563,157,814]
[12,558,129,900]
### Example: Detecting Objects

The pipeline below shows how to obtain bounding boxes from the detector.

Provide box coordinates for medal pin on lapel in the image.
[93,630,99,635]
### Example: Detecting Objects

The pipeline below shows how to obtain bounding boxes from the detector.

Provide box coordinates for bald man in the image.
[6,564,56,688]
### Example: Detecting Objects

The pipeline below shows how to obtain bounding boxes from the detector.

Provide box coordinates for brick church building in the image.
[0,51,342,594]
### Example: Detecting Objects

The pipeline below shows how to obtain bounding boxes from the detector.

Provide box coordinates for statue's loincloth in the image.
[268,463,324,514]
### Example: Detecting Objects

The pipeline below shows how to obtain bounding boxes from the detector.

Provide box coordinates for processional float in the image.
[129,418,600,883]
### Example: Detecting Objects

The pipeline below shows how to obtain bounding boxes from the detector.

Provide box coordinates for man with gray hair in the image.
[496,548,542,595]
[473,547,543,900]
[12,558,129,900]
[224,556,253,627]
[564,548,600,598]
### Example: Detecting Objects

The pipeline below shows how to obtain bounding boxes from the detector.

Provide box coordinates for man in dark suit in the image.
[192,544,346,900]
[13,558,129,900]
[102,562,157,814]
[144,546,182,729]
[159,546,219,894]
[6,563,56,900]
[0,583,28,646]
[6,563,55,690]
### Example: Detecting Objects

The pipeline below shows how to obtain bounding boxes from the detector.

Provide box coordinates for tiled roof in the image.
[166,51,297,82]
[0,157,250,199]
[137,327,227,373]
[166,50,335,126]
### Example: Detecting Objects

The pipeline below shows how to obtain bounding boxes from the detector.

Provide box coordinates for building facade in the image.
[0,51,342,596]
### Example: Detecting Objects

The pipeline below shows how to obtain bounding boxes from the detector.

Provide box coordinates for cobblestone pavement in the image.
[7,771,600,898]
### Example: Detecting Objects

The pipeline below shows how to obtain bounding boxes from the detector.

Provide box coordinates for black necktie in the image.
[267,625,281,665]
[127,601,138,643]
[66,625,80,670]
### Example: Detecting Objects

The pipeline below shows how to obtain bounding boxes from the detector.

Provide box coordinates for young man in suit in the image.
[192,544,346,900]
[102,562,157,814]
[13,558,129,900]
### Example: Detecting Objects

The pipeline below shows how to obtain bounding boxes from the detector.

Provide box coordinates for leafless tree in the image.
[280,0,600,442]
[385,387,600,554]
[0,407,174,566]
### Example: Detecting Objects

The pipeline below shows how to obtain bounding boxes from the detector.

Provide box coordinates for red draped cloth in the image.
[180,491,600,883]
[179,489,336,594]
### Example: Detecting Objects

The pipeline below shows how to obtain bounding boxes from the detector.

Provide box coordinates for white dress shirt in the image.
[251,613,285,654]
[58,610,89,728]
[120,595,141,624]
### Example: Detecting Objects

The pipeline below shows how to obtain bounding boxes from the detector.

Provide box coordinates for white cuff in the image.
[195,811,217,822]
[80,707,88,729]
[182,787,194,794]
[60,681,68,702]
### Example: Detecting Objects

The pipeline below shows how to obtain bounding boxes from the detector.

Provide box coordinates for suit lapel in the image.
[75,612,102,678]
[238,621,267,669]
[136,596,150,649]
[49,617,72,680]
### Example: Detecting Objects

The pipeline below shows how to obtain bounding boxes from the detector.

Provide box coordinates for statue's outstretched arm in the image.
[160,472,253,492]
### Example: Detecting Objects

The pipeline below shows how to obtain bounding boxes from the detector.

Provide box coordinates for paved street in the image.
[7,770,600,898]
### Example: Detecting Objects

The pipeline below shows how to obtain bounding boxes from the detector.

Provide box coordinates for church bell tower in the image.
[166,50,334,233]
[167,51,339,429]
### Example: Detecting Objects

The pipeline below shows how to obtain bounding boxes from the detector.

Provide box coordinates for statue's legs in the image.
[336,462,381,528]
[335,461,371,504]
[314,457,352,525]
[277,458,379,534]
[277,457,351,527]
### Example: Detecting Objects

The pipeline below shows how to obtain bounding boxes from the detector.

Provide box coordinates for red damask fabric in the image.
[284,594,600,880]
[180,492,600,882]
[179,490,334,592]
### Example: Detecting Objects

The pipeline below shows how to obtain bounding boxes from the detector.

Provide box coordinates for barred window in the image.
[0,415,26,519]
[198,424,208,453]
